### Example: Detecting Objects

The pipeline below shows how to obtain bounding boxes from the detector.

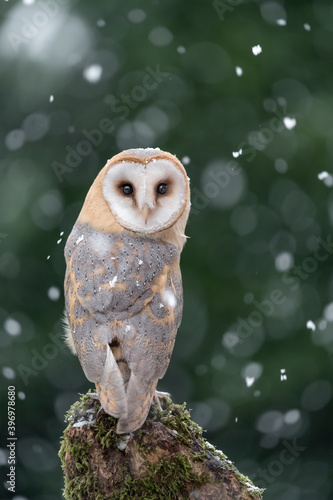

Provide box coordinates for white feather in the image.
[62,311,77,355]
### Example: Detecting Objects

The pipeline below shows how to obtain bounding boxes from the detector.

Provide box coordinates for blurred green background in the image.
[1,0,333,498]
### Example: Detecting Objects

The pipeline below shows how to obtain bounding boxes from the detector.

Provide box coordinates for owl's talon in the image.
[96,407,107,420]
[154,390,171,410]
[85,392,106,418]
[86,392,100,400]
[155,390,171,399]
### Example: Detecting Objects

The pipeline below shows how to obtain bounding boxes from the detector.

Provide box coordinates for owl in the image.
[64,148,190,434]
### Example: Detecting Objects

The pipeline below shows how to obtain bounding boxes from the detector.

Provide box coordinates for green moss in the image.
[59,392,106,500]
[94,414,118,449]
[59,436,104,500]
[68,442,91,472]
[64,390,99,426]
[202,440,264,498]
[150,399,263,498]
[111,454,209,500]
[150,398,204,446]
[192,451,209,462]
[59,393,263,500]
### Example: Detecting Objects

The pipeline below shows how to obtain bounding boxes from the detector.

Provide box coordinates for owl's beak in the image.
[141,205,151,225]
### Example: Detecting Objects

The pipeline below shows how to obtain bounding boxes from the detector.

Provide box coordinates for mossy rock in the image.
[59,393,263,500]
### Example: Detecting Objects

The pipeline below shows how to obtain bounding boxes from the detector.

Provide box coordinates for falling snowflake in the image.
[318,171,329,180]
[306,320,316,332]
[252,45,262,56]
[283,117,297,130]
[163,290,177,308]
[76,235,84,245]
[276,19,287,26]
[232,148,242,158]
[109,276,118,288]
[246,377,255,387]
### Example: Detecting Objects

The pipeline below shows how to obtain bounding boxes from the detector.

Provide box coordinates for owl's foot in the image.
[86,392,106,420]
[96,407,107,420]
[86,392,106,418]
[153,390,171,410]
[86,392,99,400]
[155,390,171,399]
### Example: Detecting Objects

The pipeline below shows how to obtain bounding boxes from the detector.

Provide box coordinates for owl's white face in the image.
[102,159,188,234]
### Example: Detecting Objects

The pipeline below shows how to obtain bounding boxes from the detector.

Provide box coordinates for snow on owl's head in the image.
[102,148,190,234]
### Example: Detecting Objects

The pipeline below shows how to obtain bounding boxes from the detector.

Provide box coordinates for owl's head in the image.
[100,148,190,234]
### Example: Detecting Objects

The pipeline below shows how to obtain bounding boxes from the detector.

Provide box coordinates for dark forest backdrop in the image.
[1,1,333,499]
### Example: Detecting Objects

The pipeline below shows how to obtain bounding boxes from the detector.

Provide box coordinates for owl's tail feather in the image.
[116,374,158,434]
[95,344,128,419]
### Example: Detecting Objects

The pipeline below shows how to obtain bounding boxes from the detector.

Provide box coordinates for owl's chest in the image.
[65,224,180,316]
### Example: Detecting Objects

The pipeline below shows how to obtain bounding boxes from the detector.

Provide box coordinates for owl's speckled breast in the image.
[65,222,183,341]
[65,223,180,310]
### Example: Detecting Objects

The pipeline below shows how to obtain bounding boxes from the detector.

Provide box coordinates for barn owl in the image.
[64,148,190,434]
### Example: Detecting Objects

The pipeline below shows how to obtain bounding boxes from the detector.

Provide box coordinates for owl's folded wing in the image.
[64,225,183,429]
[65,225,182,374]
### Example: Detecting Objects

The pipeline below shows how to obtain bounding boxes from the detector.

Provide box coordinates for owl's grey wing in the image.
[116,257,183,433]
[64,226,131,417]
[64,223,182,431]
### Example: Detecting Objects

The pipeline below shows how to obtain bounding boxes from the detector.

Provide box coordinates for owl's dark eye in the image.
[156,183,168,195]
[121,183,134,196]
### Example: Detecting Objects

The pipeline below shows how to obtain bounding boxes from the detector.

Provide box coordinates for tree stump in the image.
[59,393,263,499]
